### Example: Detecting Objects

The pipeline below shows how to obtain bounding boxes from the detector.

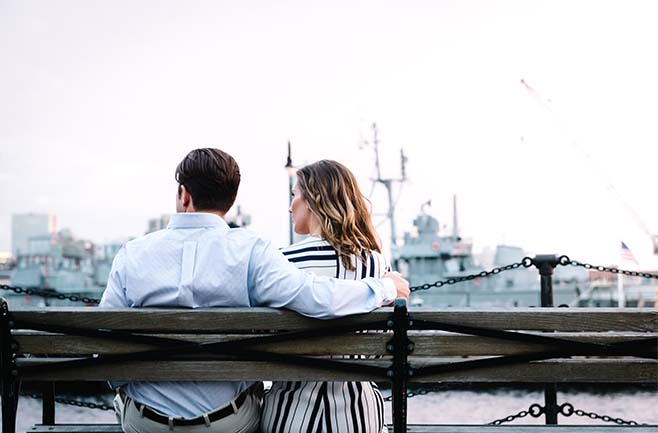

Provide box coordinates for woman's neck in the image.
[308,218,322,238]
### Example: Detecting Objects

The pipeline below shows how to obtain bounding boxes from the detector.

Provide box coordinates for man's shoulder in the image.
[124,230,167,247]
[225,226,262,243]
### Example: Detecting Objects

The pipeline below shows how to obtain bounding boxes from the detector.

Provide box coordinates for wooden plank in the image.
[16,358,657,382]
[406,332,657,357]
[13,331,389,356]
[30,426,122,433]
[27,425,658,433]
[14,331,656,356]
[408,309,658,332]
[24,424,658,433]
[11,307,658,332]
[402,426,658,433]
[408,358,658,384]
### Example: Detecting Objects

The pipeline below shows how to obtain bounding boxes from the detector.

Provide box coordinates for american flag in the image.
[620,241,639,265]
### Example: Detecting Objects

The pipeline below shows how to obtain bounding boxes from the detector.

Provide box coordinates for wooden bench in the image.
[21,426,658,433]
[2,299,657,433]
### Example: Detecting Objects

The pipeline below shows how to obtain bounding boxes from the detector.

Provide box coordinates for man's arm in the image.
[247,238,409,319]
[99,246,129,308]
[97,247,130,390]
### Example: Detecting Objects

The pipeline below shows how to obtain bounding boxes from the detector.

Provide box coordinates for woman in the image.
[261,159,389,433]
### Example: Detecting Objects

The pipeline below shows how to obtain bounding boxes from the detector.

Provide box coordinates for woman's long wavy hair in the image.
[296,160,381,271]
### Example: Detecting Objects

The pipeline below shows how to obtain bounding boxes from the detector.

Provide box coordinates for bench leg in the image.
[389,299,410,433]
[1,299,18,433]
[42,382,56,425]
[391,375,407,433]
[1,380,19,433]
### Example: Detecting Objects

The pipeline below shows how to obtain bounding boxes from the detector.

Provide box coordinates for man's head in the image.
[175,148,241,215]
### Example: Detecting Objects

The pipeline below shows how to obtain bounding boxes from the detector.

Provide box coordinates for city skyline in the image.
[2,0,658,268]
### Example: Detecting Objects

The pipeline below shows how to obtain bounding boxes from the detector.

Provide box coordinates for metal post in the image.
[384,180,397,252]
[285,141,295,245]
[533,255,559,425]
[1,299,18,433]
[42,382,55,425]
[388,298,411,433]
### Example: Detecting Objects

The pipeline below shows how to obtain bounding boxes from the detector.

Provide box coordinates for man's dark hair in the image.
[175,148,241,213]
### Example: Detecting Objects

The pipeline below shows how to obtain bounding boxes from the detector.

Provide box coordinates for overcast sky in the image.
[2,0,657,268]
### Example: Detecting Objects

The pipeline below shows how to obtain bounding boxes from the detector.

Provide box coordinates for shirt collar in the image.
[167,213,229,230]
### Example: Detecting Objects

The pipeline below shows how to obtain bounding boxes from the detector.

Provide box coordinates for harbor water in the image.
[4,388,657,431]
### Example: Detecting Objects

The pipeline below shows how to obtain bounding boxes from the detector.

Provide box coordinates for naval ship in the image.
[357,123,658,308]
[393,198,658,308]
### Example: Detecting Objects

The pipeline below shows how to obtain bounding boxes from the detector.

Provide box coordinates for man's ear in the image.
[180,185,192,209]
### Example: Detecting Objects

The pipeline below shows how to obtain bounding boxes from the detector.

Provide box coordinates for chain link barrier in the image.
[3,256,657,301]
[410,255,658,293]
[19,390,649,425]
[21,392,114,411]
[382,383,459,402]
[558,403,644,426]
[488,402,646,426]
[489,403,544,425]
[409,257,534,292]
[558,255,658,279]
[0,284,100,304]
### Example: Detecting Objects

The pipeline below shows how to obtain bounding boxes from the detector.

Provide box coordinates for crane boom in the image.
[520,79,658,255]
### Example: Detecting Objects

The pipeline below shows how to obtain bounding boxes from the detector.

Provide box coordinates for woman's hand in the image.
[383,271,410,302]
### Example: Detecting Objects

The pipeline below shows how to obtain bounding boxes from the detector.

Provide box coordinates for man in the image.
[100,148,409,433]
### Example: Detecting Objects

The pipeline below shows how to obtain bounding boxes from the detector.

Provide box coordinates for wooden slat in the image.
[400,426,658,433]
[406,332,657,357]
[27,425,658,433]
[11,307,658,332]
[30,426,122,433]
[13,331,389,356]
[16,358,657,382]
[14,331,656,356]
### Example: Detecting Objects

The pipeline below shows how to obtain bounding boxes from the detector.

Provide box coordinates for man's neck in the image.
[182,209,226,219]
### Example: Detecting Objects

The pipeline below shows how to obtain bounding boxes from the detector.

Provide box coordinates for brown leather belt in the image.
[131,388,249,426]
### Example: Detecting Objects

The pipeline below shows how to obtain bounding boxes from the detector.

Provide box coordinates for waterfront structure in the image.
[146,215,171,234]
[93,241,125,287]
[11,213,57,256]
[9,228,96,306]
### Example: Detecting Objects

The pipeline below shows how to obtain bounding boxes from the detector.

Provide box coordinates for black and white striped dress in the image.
[261,236,390,433]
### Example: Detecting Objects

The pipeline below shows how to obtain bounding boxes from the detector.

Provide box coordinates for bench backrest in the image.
[8,306,658,384]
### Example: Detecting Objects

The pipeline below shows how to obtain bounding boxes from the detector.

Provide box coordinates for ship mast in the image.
[365,122,407,256]
[285,141,295,245]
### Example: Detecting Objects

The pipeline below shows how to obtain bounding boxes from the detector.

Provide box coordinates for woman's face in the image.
[290,183,312,235]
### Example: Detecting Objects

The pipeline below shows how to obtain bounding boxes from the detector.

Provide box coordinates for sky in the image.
[1,0,657,268]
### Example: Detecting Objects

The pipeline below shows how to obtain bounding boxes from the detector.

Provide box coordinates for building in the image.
[146,215,171,234]
[93,241,125,286]
[11,213,58,256]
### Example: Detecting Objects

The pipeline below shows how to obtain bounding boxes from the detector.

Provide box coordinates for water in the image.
[4,389,657,432]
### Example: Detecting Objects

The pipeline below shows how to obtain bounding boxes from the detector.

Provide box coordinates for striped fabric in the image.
[280,237,391,280]
[261,237,390,433]
[261,381,386,433]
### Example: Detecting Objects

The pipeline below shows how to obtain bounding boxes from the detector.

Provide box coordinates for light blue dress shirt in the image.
[99,213,396,419]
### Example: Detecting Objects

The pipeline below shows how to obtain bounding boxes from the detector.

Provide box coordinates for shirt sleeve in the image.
[99,246,129,308]
[247,238,396,319]
[98,246,130,390]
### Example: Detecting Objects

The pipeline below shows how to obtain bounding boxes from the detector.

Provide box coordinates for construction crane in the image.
[520,78,658,256]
